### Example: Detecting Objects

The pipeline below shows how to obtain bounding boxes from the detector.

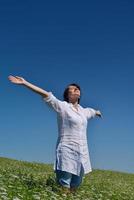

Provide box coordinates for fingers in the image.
[96,110,103,118]
[99,112,103,118]
[8,75,22,84]
[15,76,22,79]
[8,75,13,80]
[8,75,15,82]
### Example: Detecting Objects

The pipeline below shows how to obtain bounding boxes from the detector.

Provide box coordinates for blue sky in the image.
[0,0,134,174]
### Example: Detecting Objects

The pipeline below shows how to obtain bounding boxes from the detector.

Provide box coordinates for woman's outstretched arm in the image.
[8,75,49,98]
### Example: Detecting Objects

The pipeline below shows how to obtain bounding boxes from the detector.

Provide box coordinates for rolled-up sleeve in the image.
[84,107,96,119]
[42,92,65,113]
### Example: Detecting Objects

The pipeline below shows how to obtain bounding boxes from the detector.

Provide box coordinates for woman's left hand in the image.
[96,110,103,118]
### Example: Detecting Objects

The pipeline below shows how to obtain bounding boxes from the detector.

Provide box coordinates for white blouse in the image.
[43,92,96,176]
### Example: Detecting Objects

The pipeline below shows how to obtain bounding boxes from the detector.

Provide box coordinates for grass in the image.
[0,157,134,200]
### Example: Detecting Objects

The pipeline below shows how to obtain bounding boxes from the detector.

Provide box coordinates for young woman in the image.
[8,75,102,193]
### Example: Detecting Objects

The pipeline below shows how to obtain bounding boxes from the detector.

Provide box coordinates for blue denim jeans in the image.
[55,165,84,188]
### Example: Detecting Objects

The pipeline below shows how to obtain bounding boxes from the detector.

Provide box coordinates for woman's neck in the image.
[70,101,78,107]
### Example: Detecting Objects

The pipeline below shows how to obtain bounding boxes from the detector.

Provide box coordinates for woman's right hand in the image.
[8,75,26,85]
[8,75,49,97]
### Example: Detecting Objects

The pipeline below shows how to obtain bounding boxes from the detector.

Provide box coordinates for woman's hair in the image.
[63,83,81,104]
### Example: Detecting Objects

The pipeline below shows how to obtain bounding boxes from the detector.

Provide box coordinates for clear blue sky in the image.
[0,0,134,174]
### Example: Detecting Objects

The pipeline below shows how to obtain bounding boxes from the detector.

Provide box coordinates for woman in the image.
[8,75,102,193]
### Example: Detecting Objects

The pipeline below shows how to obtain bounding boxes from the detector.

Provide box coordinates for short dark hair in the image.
[63,83,81,104]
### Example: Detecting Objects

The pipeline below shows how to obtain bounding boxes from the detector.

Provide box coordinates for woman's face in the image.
[68,85,80,103]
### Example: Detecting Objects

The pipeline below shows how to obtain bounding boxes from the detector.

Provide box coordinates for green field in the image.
[0,157,134,200]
